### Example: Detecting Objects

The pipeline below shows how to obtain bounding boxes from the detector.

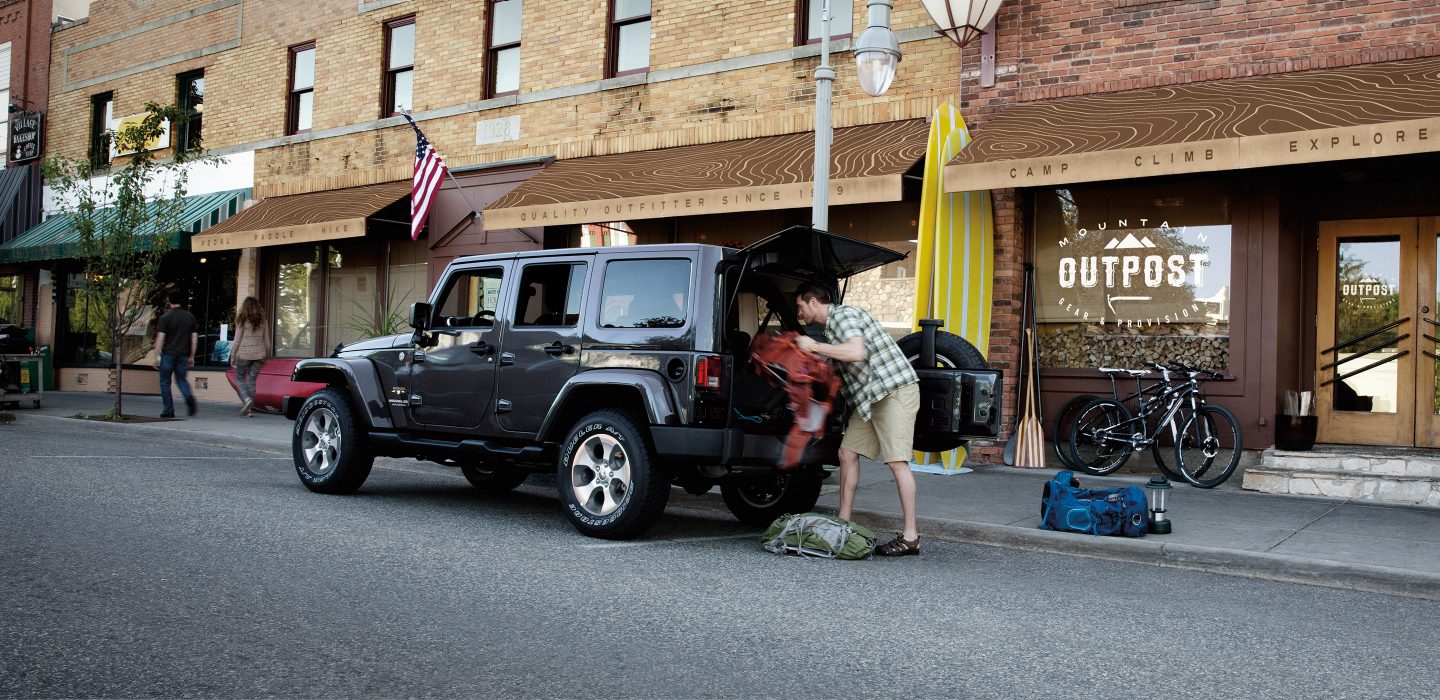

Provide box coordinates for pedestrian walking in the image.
[154,290,199,418]
[793,282,922,556]
[230,296,270,417]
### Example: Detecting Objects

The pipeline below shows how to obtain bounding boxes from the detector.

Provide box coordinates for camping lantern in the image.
[1146,476,1173,534]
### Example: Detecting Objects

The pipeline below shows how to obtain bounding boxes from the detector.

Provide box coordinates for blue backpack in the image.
[1040,470,1149,537]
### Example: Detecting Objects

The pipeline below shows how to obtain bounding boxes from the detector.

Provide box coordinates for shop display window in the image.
[1033,180,1233,371]
[323,241,380,351]
[386,237,430,327]
[274,245,324,358]
[0,274,19,325]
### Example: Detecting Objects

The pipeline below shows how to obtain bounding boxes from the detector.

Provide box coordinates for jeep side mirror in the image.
[409,302,433,331]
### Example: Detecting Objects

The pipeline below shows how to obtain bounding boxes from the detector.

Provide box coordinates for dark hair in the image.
[794,282,832,305]
[167,290,185,306]
[237,296,265,328]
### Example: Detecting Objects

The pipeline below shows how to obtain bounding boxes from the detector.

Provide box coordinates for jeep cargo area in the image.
[285,226,1001,539]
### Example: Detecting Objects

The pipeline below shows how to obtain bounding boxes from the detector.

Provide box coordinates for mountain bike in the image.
[1052,366,1184,482]
[1068,363,1242,488]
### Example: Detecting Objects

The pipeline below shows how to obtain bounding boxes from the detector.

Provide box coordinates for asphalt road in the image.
[3,419,1437,699]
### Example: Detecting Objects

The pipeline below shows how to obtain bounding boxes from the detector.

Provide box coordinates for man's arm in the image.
[154,331,166,356]
[796,335,867,362]
[189,332,198,367]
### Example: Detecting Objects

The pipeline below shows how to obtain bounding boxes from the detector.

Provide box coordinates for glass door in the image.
[1316,219,1421,446]
[1417,218,1440,448]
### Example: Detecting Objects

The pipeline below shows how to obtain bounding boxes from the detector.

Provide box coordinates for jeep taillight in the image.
[696,355,723,391]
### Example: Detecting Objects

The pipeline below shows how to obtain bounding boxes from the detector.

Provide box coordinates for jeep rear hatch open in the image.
[729,225,905,282]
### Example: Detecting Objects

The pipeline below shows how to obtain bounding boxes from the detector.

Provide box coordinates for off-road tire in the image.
[720,472,824,526]
[897,330,987,453]
[556,410,670,540]
[460,463,530,491]
[293,388,374,494]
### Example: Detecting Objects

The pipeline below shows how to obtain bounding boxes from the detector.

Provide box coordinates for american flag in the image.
[402,113,448,241]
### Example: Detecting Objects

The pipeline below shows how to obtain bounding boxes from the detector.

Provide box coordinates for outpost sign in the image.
[1041,218,1226,327]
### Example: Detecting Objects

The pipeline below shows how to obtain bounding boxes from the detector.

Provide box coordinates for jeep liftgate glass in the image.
[1316,218,1440,447]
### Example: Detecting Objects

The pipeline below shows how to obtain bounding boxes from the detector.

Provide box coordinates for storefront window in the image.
[386,237,430,326]
[65,276,110,365]
[0,274,19,324]
[1034,180,1233,371]
[275,245,323,357]
[324,241,379,350]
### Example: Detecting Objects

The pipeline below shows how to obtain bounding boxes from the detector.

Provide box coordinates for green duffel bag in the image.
[761,512,877,560]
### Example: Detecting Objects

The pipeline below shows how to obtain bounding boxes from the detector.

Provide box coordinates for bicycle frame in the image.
[1094,366,1208,451]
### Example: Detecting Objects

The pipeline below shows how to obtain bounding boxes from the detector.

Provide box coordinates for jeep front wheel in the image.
[293,388,374,494]
[556,410,670,539]
[721,472,823,526]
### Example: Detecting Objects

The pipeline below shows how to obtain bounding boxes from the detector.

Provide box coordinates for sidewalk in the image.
[11,391,1440,599]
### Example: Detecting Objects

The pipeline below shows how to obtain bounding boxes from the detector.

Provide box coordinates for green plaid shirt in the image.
[823,304,918,421]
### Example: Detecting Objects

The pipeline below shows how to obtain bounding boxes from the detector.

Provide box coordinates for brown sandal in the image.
[875,534,920,557]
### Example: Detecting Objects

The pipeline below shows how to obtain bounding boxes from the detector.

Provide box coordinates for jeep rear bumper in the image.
[650,426,841,467]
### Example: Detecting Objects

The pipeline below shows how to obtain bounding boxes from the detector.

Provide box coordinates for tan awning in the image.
[483,120,928,229]
[945,57,1440,192]
[190,180,411,251]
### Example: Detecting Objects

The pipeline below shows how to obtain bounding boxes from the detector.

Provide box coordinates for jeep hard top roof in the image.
[446,226,904,281]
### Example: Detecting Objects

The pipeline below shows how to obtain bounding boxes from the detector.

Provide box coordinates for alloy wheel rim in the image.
[302,407,342,475]
[569,433,631,516]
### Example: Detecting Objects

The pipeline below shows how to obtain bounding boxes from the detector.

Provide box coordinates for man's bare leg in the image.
[886,459,918,540]
[836,447,862,521]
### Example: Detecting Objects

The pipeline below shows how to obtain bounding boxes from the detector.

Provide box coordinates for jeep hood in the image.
[732,225,905,281]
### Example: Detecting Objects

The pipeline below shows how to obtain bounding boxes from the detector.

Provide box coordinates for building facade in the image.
[947,0,1440,480]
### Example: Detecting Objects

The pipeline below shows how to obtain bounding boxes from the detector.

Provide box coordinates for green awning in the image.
[0,188,250,264]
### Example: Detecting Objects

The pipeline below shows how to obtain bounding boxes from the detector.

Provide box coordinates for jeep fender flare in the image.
[538,369,679,441]
[287,357,394,429]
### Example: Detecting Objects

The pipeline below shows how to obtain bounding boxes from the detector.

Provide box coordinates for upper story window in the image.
[383,16,415,116]
[176,69,204,151]
[608,0,650,78]
[288,42,316,134]
[799,0,853,45]
[89,91,113,169]
[485,0,522,98]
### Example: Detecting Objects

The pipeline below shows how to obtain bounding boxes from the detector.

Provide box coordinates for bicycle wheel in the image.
[1051,394,1098,469]
[1069,398,1134,476]
[1147,411,1191,483]
[1173,404,1242,488]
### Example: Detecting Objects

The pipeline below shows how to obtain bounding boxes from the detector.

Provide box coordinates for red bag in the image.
[750,332,842,469]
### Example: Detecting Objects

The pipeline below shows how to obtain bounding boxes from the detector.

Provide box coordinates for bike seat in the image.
[1098,366,1150,377]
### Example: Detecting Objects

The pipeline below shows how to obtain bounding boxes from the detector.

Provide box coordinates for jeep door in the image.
[495,256,589,434]
[406,263,508,431]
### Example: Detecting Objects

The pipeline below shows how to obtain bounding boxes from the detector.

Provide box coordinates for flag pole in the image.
[400,110,537,245]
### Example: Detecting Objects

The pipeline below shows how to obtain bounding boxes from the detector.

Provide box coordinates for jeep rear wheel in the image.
[460,464,530,491]
[721,472,823,526]
[293,388,373,494]
[556,410,669,539]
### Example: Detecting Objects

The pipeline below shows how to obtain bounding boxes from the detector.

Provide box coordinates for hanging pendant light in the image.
[921,0,1004,49]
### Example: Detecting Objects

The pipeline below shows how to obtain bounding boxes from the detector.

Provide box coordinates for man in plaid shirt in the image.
[794,282,922,556]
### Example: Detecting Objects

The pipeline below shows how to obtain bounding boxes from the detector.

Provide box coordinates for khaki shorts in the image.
[840,382,920,464]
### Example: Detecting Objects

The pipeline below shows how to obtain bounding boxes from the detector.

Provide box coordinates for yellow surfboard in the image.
[912,104,995,471]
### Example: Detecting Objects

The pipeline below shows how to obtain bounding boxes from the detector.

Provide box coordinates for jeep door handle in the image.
[544,341,575,357]
[469,341,492,356]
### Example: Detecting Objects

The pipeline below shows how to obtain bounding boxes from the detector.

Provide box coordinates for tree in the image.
[44,103,219,419]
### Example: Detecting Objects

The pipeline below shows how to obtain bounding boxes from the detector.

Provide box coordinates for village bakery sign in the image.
[1040,218,1227,327]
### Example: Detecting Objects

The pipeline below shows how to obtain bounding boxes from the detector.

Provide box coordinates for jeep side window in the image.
[434,268,504,327]
[600,259,691,329]
[515,263,586,327]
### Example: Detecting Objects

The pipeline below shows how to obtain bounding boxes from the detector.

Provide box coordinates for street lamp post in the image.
[812,0,1002,229]
[810,0,837,231]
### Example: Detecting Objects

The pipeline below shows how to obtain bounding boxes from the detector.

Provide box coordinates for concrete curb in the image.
[19,413,289,455]
[848,506,1440,601]
[18,411,1440,600]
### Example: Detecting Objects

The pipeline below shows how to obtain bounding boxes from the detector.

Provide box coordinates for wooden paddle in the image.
[1015,328,1047,468]
[1002,265,1033,465]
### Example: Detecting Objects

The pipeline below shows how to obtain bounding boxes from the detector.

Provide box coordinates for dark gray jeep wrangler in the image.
[286,226,1000,539]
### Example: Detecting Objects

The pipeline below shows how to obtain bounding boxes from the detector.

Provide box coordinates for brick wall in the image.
[43,0,1440,460]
